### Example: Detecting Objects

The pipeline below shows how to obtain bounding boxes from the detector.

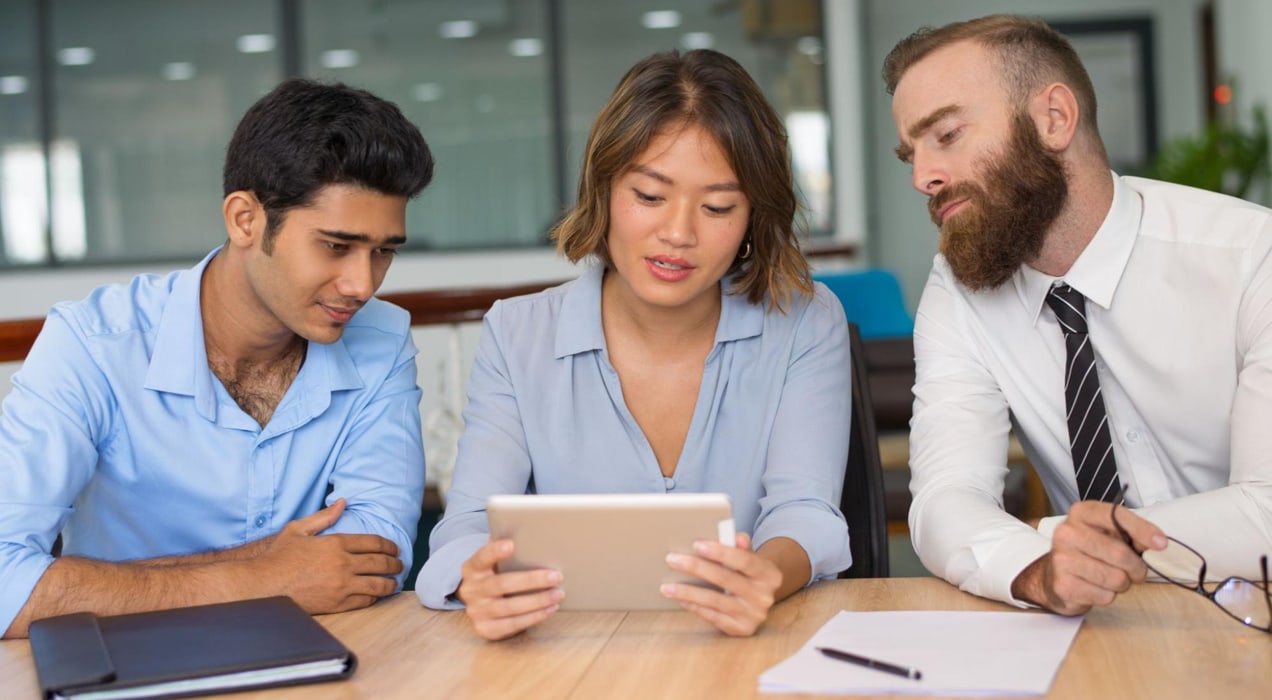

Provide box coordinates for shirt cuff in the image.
[414,532,488,610]
[752,504,851,585]
[972,530,1053,608]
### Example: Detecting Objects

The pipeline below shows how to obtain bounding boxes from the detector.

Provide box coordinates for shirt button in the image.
[663,476,676,490]
[1126,430,1139,443]
[254,515,267,528]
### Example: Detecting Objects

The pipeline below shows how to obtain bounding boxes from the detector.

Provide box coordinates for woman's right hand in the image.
[456,538,564,640]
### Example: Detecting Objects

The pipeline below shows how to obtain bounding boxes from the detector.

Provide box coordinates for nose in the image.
[336,254,376,301]
[911,148,948,196]
[658,199,696,248]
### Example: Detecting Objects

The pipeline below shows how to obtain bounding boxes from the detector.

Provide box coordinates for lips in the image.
[645,255,694,282]
[319,304,361,323]
[937,199,969,224]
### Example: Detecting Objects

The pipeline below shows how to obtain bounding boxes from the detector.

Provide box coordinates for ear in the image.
[222,190,265,249]
[1029,82,1080,151]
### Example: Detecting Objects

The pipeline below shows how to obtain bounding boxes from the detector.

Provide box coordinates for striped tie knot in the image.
[1046,284,1089,335]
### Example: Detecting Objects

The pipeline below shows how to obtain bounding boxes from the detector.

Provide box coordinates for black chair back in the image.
[838,322,890,578]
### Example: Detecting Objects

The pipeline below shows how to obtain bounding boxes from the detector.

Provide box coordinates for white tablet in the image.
[487,493,736,611]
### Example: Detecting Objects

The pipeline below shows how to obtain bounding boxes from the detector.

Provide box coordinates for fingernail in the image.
[693,541,711,555]
[497,540,513,555]
[660,583,676,597]
[666,553,688,567]
[551,588,564,602]
[547,570,563,584]
[1152,534,1167,549]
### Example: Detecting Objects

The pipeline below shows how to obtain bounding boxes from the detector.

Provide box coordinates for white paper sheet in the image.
[759,610,1083,695]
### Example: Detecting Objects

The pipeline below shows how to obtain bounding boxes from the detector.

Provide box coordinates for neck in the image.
[1029,158,1114,278]
[201,250,301,367]
[600,270,721,354]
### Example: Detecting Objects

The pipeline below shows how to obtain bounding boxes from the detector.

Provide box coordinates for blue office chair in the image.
[814,269,914,340]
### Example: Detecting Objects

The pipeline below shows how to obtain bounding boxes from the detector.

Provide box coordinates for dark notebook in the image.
[28,596,356,700]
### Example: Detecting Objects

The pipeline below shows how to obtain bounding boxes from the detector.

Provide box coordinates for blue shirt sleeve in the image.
[323,328,426,590]
[416,306,529,608]
[752,286,854,583]
[0,311,109,633]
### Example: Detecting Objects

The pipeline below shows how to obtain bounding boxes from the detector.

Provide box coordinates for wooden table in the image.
[3,578,1267,699]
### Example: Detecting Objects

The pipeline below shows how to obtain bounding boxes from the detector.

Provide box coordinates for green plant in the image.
[1139,104,1270,202]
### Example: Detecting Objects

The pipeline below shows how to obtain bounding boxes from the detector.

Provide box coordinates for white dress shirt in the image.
[909,173,1272,606]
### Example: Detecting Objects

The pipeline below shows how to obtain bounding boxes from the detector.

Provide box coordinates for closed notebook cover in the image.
[29,596,356,699]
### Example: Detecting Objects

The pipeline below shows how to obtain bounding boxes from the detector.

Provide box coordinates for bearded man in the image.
[886,14,1272,616]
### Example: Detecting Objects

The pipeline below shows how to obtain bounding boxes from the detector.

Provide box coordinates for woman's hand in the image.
[456,538,564,640]
[660,532,783,636]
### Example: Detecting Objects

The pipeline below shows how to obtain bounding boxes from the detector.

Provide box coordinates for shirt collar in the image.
[144,248,220,419]
[554,264,764,359]
[1017,171,1142,325]
[144,247,363,422]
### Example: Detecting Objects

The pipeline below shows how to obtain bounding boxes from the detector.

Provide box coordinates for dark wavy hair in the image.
[551,49,811,309]
[223,78,434,251]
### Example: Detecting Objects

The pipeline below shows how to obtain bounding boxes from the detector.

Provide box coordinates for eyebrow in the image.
[318,230,408,246]
[894,104,964,163]
[629,164,741,192]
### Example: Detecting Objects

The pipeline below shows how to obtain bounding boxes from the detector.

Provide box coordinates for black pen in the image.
[816,646,923,681]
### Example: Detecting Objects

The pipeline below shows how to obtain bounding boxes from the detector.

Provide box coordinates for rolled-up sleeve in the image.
[754,287,854,583]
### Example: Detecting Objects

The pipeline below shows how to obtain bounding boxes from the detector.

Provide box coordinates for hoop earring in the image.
[738,239,753,260]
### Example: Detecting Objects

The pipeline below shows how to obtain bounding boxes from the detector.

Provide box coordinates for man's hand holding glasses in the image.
[1011,492,1170,615]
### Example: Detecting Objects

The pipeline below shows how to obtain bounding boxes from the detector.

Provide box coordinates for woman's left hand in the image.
[660,532,782,636]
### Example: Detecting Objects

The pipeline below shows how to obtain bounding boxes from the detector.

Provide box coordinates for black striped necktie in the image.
[1045,284,1122,502]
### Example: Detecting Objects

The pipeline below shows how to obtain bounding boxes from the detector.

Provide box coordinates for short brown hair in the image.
[551,49,811,309]
[883,15,1106,156]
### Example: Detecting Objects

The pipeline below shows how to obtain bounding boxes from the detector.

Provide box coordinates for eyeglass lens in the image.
[1214,578,1272,630]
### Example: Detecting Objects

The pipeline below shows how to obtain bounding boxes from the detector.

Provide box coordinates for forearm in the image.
[136,536,275,567]
[757,536,811,602]
[4,555,258,639]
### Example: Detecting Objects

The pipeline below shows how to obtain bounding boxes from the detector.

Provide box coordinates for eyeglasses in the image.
[1110,485,1270,632]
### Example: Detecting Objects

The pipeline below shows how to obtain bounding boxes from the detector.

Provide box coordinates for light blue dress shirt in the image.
[0,249,425,633]
[416,265,852,609]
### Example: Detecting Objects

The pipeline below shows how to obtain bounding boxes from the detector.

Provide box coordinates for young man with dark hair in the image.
[0,79,435,638]
[886,15,1272,614]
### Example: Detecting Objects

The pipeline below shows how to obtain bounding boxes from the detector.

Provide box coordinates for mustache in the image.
[927,184,980,225]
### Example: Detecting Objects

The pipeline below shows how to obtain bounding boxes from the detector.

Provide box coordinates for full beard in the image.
[930,112,1069,291]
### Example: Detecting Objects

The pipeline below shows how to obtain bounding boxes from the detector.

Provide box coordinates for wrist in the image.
[1010,555,1046,606]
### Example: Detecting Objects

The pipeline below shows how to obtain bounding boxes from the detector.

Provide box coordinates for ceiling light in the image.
[236,34,276,54]
[162,62,196,81]
[642,10,681,29]
[439,20,478,39]
[320,50,360,69]
[797,36,823,56]
[680,32,714,50]
[412,83,444,102]
[508,38,543,57]
[0,76,28,95]
[57,47,95,66]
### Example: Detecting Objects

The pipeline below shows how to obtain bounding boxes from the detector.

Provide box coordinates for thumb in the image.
[292,498,346,536]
